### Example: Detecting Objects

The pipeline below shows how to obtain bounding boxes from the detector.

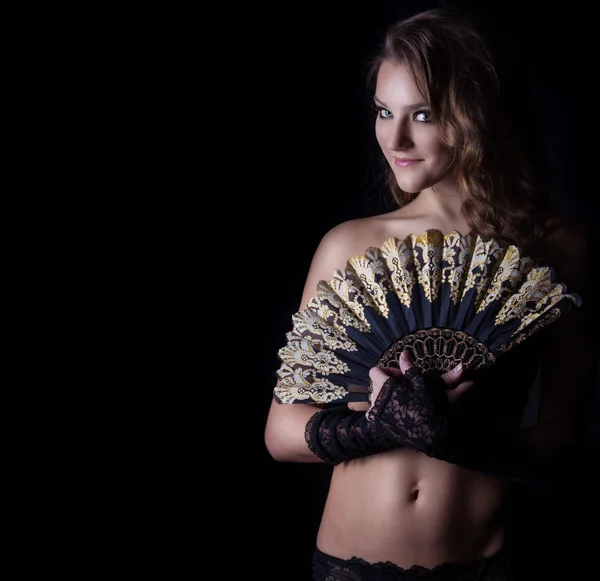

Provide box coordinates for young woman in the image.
[264,8,594,580]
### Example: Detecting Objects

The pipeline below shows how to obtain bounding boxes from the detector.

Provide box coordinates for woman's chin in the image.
[394,181,423,194]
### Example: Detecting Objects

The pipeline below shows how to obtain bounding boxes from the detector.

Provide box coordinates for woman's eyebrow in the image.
[373,96,429,110]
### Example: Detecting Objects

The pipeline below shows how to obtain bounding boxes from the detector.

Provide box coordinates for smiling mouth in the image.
[393,158,423,167]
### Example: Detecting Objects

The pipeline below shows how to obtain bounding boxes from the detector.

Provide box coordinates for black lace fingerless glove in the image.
[305,367,450,464]
[369,366,450,453]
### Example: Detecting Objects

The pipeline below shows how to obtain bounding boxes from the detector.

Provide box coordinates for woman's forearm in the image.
[264,398,326,463]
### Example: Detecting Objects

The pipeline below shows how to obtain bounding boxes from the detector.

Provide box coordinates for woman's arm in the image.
[513,220,596,479]
[264,219,469,464]
[264,398,325,462]
[457,305,596,481]
[264,221,367,463]
[521,305,595,477]
[452,221,597,480]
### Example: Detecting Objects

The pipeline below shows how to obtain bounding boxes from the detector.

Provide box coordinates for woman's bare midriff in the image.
[309,210,531,569]
[317,447,510,569]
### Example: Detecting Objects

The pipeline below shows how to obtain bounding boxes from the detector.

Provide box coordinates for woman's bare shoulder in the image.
[298,210,416,308]
[319,210,417,255]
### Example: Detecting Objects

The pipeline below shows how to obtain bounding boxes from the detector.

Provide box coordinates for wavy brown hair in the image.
[367,8,560,253]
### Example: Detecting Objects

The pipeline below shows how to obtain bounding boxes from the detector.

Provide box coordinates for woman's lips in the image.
[393,158,423,167]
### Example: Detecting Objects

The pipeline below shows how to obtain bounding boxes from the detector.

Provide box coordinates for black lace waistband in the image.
[312,546,514,581]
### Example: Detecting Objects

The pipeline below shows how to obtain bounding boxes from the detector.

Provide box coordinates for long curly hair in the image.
[367,8,560,252]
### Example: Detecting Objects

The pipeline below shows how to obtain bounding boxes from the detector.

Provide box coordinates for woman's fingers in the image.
[447,380,475,404]
[382,350,475,403]
[368,366,402,411]
[440,362,464,388]
[399,350,469,395]
[368,366,390,384]
[400,350,465,387]
[398,350,414,374]
[368,367,387,409]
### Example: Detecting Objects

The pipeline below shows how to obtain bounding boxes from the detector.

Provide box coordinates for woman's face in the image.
[374,60,453,193]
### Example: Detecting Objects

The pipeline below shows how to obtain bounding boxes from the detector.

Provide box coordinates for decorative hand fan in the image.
[274,229,582,406]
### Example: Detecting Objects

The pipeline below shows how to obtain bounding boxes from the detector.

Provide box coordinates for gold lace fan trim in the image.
[377,328,495,374]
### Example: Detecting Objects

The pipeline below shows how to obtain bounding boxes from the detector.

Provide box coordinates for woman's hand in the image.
[367,350,475,421]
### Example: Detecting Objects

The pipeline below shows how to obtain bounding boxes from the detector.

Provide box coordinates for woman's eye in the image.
[414,110,432,122]
[375,107,392,119]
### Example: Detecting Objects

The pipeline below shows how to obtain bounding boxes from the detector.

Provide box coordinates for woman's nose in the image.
[387,120,412,150]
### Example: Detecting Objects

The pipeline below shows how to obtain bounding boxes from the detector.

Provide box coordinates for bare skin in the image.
[264,59,594,569]
[264,201,593,568]
[265,206,510,568]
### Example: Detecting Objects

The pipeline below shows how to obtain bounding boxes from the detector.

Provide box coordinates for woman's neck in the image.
[413,182,464,222]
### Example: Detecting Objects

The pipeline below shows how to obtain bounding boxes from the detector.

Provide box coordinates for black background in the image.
[252,2,600,579]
